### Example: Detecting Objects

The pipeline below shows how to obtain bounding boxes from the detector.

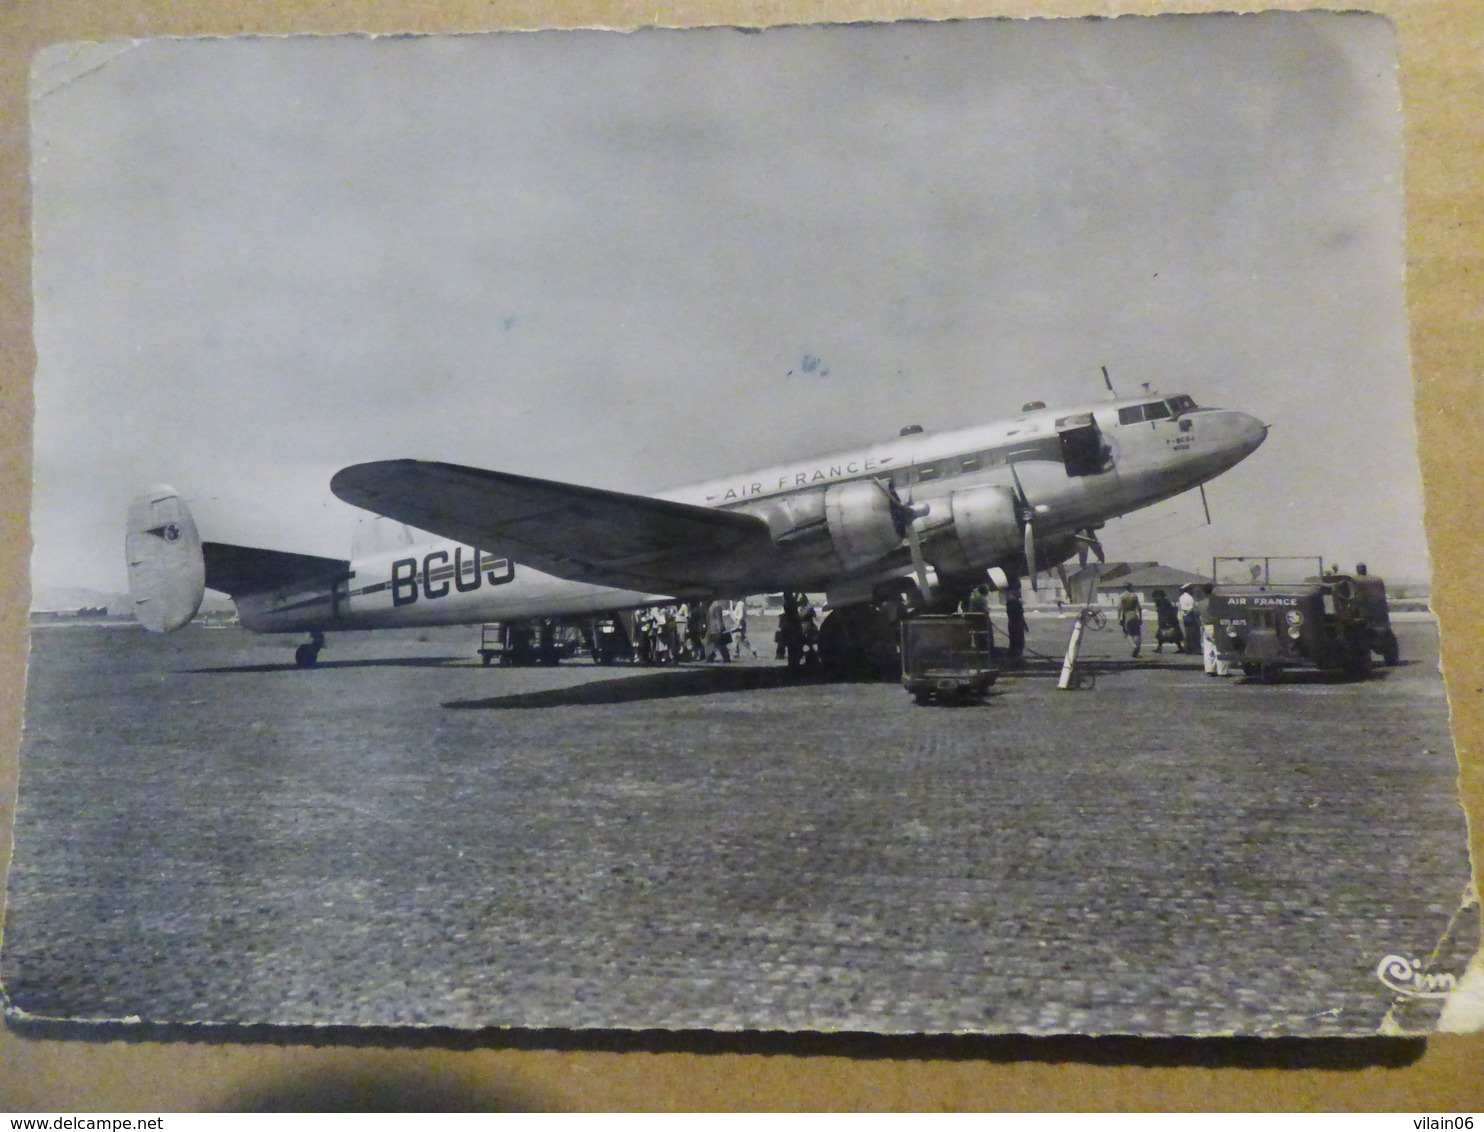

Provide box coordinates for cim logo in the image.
[1375,954,1458,999]
[391,548,514,607]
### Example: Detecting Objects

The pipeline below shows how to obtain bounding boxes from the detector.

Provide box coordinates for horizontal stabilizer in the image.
[202,543,350,597]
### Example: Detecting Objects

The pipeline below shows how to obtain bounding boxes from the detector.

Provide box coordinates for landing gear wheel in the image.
[295,631,325,668]
[818,603,902,678]
[1380,630,1400,667]
[913,690,932,706]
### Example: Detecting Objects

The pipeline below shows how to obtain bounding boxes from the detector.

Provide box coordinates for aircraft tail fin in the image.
[125,485,205,633]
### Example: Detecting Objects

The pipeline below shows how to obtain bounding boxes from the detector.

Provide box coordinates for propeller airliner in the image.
[126,390,1267,668]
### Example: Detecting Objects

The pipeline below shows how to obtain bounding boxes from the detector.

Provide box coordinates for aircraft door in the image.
[1057,413,1113,477]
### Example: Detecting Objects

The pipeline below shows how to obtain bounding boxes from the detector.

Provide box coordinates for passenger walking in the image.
[1151,588,1183,653]
[705,599,732,663]
[686,601,708,662]
[1118,583,1143,658]
[1179,584,1201,655]
[650,607,672,664]
[777,592,805,668]
[800,605,821,669]
[633,609,654,664]
[728,598,756,657]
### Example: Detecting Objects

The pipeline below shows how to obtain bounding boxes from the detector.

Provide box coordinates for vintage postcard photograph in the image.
[5,14,1478,1036]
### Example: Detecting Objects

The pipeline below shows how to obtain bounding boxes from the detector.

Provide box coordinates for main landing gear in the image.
[295,630,325,668]
[817,603,903,678]
[814,574,996,679]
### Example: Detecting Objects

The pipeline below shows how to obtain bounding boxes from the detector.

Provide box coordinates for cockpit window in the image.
[1119,401,1167,425]
[1119,398,1190,425]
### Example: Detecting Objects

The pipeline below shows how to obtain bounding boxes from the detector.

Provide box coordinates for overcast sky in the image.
[28,13,1427,596]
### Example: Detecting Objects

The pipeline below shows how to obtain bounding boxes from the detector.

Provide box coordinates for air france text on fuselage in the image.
[709,456,890,502]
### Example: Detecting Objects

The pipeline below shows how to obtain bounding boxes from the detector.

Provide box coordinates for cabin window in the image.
[1166,394,1197,414]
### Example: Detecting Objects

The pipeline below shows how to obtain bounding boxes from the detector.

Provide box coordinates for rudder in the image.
[125,485,205,633]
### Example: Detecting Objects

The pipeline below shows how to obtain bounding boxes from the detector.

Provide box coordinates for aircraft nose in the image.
[1233,411,1269,458]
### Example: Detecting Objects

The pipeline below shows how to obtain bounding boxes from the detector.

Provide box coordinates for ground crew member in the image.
[1118,583,1143,657]
[1199,583,1231,676]
[1006,579,1027,661]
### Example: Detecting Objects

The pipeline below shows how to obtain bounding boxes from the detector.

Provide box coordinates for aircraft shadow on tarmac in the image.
[190,656,467,674]
[443,664,888,710]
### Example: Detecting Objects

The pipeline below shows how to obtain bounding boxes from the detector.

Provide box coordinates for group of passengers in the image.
[632,599,752,665]
[1118,583,1232,675]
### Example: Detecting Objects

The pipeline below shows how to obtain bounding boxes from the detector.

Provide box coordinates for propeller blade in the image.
[907,518,931,595]
[1075,527,1106,564]
[1009,461,1040,590]
[1008,460,1028,507]
[875,477,931,595]
[1199,484,1212,526]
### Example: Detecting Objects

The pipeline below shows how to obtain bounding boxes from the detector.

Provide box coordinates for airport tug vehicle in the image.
[1209,556,1400,682]
[900,613,997,705]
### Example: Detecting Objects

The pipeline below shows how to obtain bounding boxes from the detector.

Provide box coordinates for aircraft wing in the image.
[330,459,774,593]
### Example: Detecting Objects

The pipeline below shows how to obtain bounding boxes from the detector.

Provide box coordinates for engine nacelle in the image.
[823,480,902,566]
[921,484,1023,575]
[744,479,903,571]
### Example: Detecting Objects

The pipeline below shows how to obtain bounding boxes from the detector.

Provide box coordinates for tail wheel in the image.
[294,643,321,668]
